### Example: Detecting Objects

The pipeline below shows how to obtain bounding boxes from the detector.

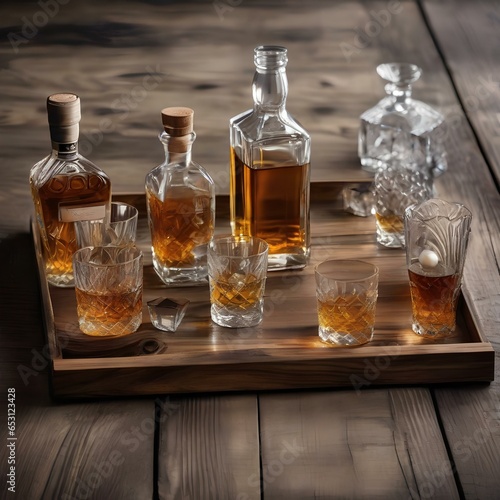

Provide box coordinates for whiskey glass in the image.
[373,164,433,248]
[315,260,379,347]
[208,236,268,328]
[75,202,138,248]
[404,199,472,338]
[73,246,143,336]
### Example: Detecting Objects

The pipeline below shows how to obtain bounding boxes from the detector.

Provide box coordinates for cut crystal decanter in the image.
[359,62,447,176]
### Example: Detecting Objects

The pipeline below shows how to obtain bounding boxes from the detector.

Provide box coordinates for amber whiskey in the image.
[75,287,143,336]
[30,94,111,287]
[317,294,376,340]
[209,271,265,310]
[31,173,111,284]
[408,262,460,336]
[230,149,309,266]
[375,212,404,234]
[147,188,213,268]
[145,107,215,284]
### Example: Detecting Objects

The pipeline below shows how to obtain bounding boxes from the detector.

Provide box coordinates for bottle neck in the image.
[160,131,194,165]
[385,83,412,109]
[50,123,80,159]
[51,141,79,160]
[252,66,288,112]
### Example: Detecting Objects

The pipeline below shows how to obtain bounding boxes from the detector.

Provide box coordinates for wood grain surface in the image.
[258,388,460,499]
[0,0,499,498]
[158,395,260,500]
[420,2,500,498]
[422,0,500,186]
[0,400,156,500]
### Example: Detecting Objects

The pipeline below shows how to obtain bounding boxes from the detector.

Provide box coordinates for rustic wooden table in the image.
[1,1,499,498]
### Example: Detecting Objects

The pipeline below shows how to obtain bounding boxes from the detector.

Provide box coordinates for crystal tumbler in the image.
[208,236,268,328]
[315,260,379,347]
[373,164,433,248]
[73,246,143,336]
[75,202,138,248]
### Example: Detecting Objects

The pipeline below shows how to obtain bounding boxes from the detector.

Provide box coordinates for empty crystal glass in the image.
[359,62,447,176]
[75,202,138,248]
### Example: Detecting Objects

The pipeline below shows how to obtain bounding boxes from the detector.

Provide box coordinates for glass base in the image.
[319,327,373,347]
[47,272,75,288]
[267,253,308,271]
[211,302,263,328]
[79,313,142,337]
[412,321,456,339]
[153,259,208,285]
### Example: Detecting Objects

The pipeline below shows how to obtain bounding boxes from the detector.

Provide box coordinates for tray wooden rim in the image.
[31,188,495,398]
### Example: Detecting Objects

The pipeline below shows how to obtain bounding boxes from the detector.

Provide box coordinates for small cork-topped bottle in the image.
[30,93,112,287]
[145,107,215,285]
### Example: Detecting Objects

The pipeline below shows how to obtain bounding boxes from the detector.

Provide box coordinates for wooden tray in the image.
[32,186,495,399]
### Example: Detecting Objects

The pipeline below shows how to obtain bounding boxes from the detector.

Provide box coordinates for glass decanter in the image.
[229,45,311,271]
[359,62,447,176]
[145,107,215,285]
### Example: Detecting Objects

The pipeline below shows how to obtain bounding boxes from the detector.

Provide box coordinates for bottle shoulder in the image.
[30,153,110,188]
[230,108,310,143]
[147,159,214,181]
[145,160,215,199]
[361,97,444,135]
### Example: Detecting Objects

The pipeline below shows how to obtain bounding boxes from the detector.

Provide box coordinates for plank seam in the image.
[417,0,500,194]
[257,394,264,500]
[153,398,161,500]
[429,389,466,500]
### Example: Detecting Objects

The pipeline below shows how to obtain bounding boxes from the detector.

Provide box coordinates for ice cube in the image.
[147,297,190,332]
[342,184,375,217]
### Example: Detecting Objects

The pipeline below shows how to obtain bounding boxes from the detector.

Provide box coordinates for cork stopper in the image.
[47,93,81,144]
[161,107,194,136]
[161,107,194,153]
